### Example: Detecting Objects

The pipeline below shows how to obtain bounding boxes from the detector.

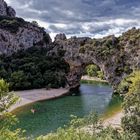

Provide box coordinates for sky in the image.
[5,0,140,40]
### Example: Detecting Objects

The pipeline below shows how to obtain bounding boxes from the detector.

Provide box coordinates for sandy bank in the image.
[9,88,69,112]
[103,111,124,128]
[83,111,124,134]
[81,76,108,83]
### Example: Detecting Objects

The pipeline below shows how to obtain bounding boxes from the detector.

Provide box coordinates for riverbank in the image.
[81,76,108,83]
[103,110,124,128]
[83,110,124,134]
[9,88,69,112]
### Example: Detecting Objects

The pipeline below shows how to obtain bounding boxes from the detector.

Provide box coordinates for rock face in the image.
[0,0,51,55]
[0,0,140,91]
[54,29,140,91]
[0,17,51,55]
[0,0,16,17]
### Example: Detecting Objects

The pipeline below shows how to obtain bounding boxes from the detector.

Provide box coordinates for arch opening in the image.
[82,64,105,82]
[66,62,108,92]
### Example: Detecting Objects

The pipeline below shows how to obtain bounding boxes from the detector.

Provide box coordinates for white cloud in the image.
[4,0,140,40]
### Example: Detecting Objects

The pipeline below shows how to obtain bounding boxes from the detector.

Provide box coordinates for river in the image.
[12,82,121,137]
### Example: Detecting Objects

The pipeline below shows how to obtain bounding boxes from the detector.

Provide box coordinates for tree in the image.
[121,71,140,138]
[10,71,31,90]
[0,47,69,90]
[31,21,39,26]
[86,64,100,77]
[0,79,25,140]
[0,79,18,112]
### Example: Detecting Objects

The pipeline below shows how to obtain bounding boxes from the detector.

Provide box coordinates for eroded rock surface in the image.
[0,0,16,17]
[0,17,51,55]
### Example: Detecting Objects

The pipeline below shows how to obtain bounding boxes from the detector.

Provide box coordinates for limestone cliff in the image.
[0,0,16,17]
[0,0,51,55]
[0,16,51,55]
[0,0,140,91]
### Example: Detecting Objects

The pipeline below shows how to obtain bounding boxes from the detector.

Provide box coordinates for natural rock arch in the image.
[54,30,140,91]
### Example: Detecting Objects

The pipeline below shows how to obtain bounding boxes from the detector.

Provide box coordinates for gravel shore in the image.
[9,88,69,112]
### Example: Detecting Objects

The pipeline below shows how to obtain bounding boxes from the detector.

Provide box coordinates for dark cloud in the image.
[5,0,140,38]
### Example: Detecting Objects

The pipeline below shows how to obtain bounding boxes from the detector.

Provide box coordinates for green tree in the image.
[97,71,104,80]
[121,71,140,138]
[0,66,8,79]
[10,71,31,90]
[0,79,18,112]
[0,79,25,140]
[86,64,100,77]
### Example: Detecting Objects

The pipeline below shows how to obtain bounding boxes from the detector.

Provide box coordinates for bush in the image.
[36,113,138,140]
[121,71,140,138]
[0,79,25,140]
[0,16,26,33]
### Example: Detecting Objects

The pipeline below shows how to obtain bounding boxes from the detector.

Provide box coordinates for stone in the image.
[0,17,51,55]
[55,33,67,42]
[7,6,16,17]
[0,0,16,17]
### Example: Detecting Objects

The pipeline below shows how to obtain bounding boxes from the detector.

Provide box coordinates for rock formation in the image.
[54,29,140,91]
[0,0,140,91]
[0,0,16,17]
[0,16,51,55]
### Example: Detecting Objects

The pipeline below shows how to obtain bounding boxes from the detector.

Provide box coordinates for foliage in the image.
[85,64,99,77]
[0,79,25,140]
[97,71,104,80]
[0,16,26,33]
[0,47,69,90]
[0,79,18,112]
[36,113,137,140]
[85,64,105,80]
[1,70,140,140]
[121,71,140,138]
[31,21,39,26]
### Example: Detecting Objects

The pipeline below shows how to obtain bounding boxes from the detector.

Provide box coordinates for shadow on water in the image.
[12,82,122,138]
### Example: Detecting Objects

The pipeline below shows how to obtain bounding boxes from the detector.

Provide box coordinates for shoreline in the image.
[103,110,124,128]
[81,75,108,83]
[10,77,107,112]
[9,88,69,112]
[83,110,124,134]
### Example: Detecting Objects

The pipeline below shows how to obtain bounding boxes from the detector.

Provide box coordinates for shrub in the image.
[121,71,140,138]
[0,79,25,140]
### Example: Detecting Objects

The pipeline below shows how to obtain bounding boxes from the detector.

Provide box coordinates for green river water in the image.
[12,82,122,138]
